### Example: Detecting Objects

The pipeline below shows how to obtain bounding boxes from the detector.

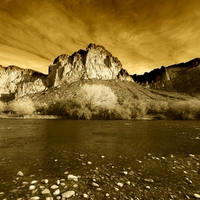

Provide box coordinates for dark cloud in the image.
[0,0,200,74]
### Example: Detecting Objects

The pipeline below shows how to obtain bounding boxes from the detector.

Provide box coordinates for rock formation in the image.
[132,58,200,94]
[0,65,47,100]
[0,43,133,100]
[46,43,133,87]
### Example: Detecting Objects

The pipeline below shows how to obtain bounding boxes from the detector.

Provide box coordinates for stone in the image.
[31,180,38,184]
[114,187,119,192]
[83,193,89,199]
[62,191,75,198]
[144,178,154,183]
[53,189,60,196]
[41,179,49,184]
[87,161,92,165]
[46,197,53,200]
[30,197,40,200]
[41,189,50,195]
[29,185,36,190]
[51,185,59,189]
[117,182,123,187]
[17,171,24,176]
[91,182,99,187]
[122,171,128,175]
[194,194,200,199]
[67,174,78,182]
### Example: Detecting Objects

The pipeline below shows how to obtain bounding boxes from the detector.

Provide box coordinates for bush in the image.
[169,100,200,120]
[80,84,118,110]
[0,101,6,113]
[7,97,35,115]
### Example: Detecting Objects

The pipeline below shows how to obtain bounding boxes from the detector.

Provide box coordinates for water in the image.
[0,119,200,199]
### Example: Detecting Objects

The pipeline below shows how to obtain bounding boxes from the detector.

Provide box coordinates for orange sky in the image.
[0,0,200,75]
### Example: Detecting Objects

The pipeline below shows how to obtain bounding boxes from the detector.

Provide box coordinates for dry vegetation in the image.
[0,82,200,120]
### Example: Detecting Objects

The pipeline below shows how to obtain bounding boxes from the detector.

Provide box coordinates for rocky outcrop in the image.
[0,65,47,101]
[132,58,200,94]
[46,43,133,87]
[0,43,133,100]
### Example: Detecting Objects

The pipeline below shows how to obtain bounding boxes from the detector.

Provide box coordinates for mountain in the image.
[0,43,132,101]
[132,58,200,94]
[46,43,133,87]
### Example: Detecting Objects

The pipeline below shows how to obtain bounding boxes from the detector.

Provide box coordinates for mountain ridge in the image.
[132,58,200,94]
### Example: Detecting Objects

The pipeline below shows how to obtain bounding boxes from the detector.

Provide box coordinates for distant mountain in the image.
[132,58,200,94]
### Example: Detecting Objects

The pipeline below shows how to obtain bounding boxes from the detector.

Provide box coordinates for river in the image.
[0,119,200,199]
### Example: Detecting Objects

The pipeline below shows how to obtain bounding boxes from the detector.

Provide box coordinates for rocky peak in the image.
[46,43,133,87]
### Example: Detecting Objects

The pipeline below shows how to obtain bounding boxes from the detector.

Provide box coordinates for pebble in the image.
[105,193,109,197]
[146,186,150,189]
[62,190,75,198]
[67,174,78,182]
[194,194,200,199]
[30,197,40,200]
[126,181,131,185]
[114,187,119,192]
[83,193,89,198]
[0,192,5,195]
[117,182,123,187]
[31,180,38,184]
[144,178,154,183]
[73,184,78,188]
[87,161,92,165]
[41,189,50,195]
[53,189,60,196]
[17,171,24,176]
[51,185,59,189]
[29,185,36,190]
[129,171,134,175]
[60,182,66,187]
[122,171,128,175]
[41,179,49,184]
[46,197,53,200]
[91,182,99,187]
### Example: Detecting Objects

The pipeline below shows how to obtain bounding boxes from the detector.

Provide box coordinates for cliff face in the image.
[0,43,133,100]
[0,65,47,101]
[46,43,133,87]
[132,58,200,94]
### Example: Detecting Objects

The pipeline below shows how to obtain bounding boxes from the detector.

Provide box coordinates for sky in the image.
[0,0,200,75]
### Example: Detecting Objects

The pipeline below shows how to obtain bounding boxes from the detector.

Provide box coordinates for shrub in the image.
[0,101,6,113]
[169,100,200,120]
[80,84,118,110]
[7,97,35,115]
